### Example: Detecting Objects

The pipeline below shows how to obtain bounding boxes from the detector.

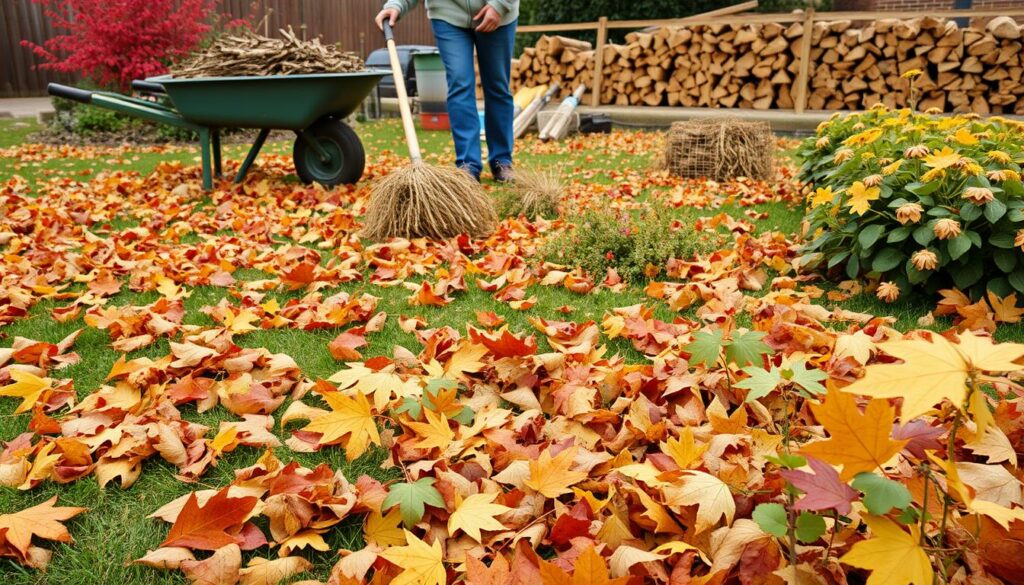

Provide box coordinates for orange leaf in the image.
[160,489,259,551]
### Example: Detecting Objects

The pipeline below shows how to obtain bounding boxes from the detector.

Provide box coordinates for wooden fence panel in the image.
[0,0,435,98]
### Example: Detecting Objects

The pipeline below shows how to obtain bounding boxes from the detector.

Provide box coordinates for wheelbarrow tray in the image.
[148,71,389,130]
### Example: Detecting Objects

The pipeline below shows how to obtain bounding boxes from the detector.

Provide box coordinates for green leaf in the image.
[872,248,904,273]
[393,396,422,419]
[886,226,912,244]
[685,329,725,368]
[906,181,940,196]
[985,199,1008,223]
[952,261,984,290]
[724,330,773,367]
[1010,269,1024,293]
[795,512,827,543]
[827,250,851,269]
[947,234,972,261]
[766,453,807,469]
[960,202,982,222]
[994,248,1018,273]
[382,477,446,528]
[858,224,885,249]
[846,254,860,280]
[851,472,912,515]
[785,360,828,396]
[752,503,788,538]
[736,366,782,402]
[990,231,1016,249]
[912,224,935,246]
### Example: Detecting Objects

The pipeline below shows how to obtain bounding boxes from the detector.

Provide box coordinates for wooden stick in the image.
[590,17,609,108]
[384,22,422,163]
[794,9,815,114]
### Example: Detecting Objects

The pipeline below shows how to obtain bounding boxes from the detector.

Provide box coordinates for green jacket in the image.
[382,0,518,29]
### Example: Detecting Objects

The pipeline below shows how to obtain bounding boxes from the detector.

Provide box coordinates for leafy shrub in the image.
[543,210,722,282]
[22,0,221,90]
[71,106,132,135]
[798,106,1024,299]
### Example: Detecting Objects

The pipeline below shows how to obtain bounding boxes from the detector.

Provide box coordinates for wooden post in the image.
[590,16,609,107]
[793,9,815,114]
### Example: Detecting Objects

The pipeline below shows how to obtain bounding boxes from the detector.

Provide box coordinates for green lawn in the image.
[0,114,1013,584]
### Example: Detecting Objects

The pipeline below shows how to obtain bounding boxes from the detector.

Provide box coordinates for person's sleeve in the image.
[382,0,417,17]
[486,0,516,16]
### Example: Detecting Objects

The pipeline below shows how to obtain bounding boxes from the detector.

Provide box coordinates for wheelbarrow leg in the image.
[235,128,271,184]
[211,129,223,178]
[198,127,213,191]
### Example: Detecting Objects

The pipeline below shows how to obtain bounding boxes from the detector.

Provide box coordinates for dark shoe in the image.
[457,163,481,182]
[490,162,513,183]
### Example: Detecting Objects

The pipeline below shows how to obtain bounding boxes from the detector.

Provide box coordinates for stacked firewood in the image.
[507,15,1024,114]
[172,27,363,78]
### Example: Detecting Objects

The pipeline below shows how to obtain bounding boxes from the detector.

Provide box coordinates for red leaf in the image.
[160,489,258,550]
[328,329,367,361]
[548,500,593,546]
[779,456,857,516]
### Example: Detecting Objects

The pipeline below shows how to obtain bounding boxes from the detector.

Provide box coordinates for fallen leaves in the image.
[0,497,86,568]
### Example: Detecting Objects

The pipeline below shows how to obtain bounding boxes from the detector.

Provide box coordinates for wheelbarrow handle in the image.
[48,83,93,104]
[131,80,166,94]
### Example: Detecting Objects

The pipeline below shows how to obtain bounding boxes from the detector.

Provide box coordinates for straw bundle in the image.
[665,119,774,181]
[361,165,497,240]
[500,168,563,219]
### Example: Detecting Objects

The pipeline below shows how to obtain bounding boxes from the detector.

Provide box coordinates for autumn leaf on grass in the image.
[843,331,1024,426]
[663,470,736,533]
[780,456,859,515]
[365,508,406,547]
[160,489,259,550]
[406,408,455,452]
[539,546,628,585]
[525,447,588,498]
[379,530,445,585]
[801,388,907,481]
[840,515,933,585]
[302,388,381,461]
[0,496,86,565]
[448,493,512,543]
[0,370,51,414]
[329,329,368,361]
[382,478,445,528]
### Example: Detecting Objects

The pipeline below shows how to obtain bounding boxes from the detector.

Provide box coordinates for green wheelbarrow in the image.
[48,70,389,190]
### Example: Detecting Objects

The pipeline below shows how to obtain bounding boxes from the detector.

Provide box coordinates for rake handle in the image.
[383,21,423,164]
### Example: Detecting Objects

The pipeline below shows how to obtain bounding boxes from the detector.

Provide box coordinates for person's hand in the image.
[375,8,400,31]
[474,5,501,32]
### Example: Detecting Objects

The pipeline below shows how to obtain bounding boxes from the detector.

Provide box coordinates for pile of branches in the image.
[171,27,363,78]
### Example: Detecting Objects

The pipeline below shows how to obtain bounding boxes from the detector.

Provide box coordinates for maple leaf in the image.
[0,496,86,561]
[800,388,907,480]
[365,508,406,547]
[329,330,368,361]
[661,427,708,469]
[302,388,381,461]
[988,291,1024,324]
[379,530,446,585]
[663,470,736,533]
[780,456,858,515]
[843,331,1024,424]
[448,493,512,543]
[180,543,241,585]
[539,546,628,585]
[724,330,772,367]
[0,370,51,414]
[382,478,446,528]
[238,556,312,585]
[525,447,588,499]
[466,553,512,585]
[845,181,881,216]
[406,409,455,452]
[840,515,933,585]
[684,329,725,367]
[160,489,259,550]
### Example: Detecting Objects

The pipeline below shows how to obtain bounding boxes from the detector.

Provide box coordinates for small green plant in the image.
[543,209,721,282]
[71,105,132,135]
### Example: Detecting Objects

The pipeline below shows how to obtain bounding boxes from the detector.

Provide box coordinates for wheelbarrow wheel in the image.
[293,118,365,187]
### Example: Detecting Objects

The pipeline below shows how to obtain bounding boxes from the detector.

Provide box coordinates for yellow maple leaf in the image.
[223,308,260,334]
[801,388,907,480]
[447,493,511,542]
[539,545,629,585]
[0,370,51,414]
[842,331,1024,427]
[328,363,420,411]
[951,127,978,146]
[662,470,735,533]
[0,496,87,560]
[365,508,406,547]
[661,428,707,470]
[845,181,880,216]
[302,390,381,461]
[379,530,445,585]
[406,409,454,452]
[810,186,836,208]
[923,146,960,170]
[444,342,487,381]
[525,447,588,498]
[840,515,933,585]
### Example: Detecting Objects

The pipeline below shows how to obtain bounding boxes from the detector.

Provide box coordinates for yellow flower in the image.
[846,181,881,216]
[950,128,978,146]
[861,152,876,161]
[834,148,854,164]
[923,146,960,170]
[921,168,945,182]
[911,249,938,271]
[988,169,1021,183]
[896,203,923,225]
[876,282,901,302]
[810,186,836,208]
[843,127,884,147]
[882,159,904,175]
[933,218,961,240]
[962,162,984,176]
[988,150,1012,163]
[815,136,831,149]
[901,69,923,79]
[963,187,994,205]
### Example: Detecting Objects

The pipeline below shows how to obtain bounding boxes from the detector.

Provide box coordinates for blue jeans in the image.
[430,18,516,178]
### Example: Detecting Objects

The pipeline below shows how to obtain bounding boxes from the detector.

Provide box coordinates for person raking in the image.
[375,0,519,182]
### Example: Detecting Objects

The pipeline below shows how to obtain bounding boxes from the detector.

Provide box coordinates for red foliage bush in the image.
[22,0,223,90]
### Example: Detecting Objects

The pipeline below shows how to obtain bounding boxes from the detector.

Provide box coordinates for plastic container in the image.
[420,112,450,131]
[414,52,447,114]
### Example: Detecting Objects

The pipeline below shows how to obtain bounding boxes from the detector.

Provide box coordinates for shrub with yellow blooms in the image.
[798,106,1024,299]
